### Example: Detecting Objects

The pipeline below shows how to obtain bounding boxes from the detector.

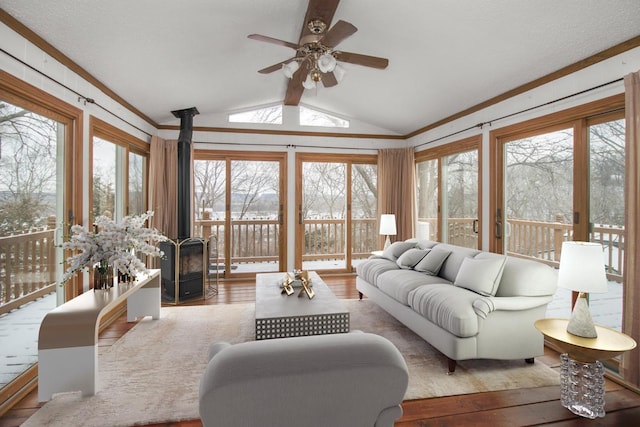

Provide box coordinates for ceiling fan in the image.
[248,0,389,106]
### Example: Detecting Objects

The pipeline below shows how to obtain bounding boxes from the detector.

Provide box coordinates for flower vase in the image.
[118,271,136,284]
[93,264,113,290]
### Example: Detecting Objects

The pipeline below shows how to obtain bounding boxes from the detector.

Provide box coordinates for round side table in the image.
[534,318,636,419]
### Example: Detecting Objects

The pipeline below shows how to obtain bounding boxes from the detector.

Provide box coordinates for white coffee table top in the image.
[255,271,348,319]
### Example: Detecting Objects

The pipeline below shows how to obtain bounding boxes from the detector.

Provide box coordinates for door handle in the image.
[473,219,479,234]
[495,221,502,238]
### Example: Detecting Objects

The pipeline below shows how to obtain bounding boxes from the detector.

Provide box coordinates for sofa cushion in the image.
[407,284,481,338]
[431,243,481,283]
[381,241,416,261]
[454,256,507,296]
[408,239,439,250]
[355,258,399,287]
[378,270,450,305]
[413,248,451,275]
[396,248,430,269]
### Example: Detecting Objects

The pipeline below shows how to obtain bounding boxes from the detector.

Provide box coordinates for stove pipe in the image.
[171,107,199,240]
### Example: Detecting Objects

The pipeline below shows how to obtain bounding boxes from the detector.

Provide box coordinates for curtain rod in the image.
[198,140,380,151]
[414,77,624,149]
[0,47,152,137]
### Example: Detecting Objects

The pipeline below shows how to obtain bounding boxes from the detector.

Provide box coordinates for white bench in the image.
[37,269,161,401]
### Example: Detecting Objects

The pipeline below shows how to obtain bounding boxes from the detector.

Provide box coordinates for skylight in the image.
[229,105,282,124]
[299,106,349,128]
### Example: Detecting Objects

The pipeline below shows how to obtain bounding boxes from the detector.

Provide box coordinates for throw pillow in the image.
[413,248,452,275]
[381,241,416,261]
[396,248,430,269]
[454,256,507,296]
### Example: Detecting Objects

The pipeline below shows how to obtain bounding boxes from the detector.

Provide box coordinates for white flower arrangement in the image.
[61,211,168,284]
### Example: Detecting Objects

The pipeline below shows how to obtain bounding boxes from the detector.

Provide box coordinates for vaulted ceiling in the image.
[1,0,639,135]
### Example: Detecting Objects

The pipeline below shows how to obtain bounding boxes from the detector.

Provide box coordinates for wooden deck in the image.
[1,274,639,426]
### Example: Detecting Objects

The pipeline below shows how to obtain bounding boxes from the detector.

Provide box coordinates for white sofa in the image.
[199,332,409,427]
[356,239,558,372]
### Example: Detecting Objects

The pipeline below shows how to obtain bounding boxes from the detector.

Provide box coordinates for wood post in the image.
[554,213,565,261]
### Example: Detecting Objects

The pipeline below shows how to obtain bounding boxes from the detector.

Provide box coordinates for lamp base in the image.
[383,235,391,250]
[566,292,598,338]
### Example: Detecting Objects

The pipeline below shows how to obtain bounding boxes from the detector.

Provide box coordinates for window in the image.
[490,96,625,333]
[415,136,481,249]
[299,106,349,128]
[90,117,149,221]
[0,69,81,398]
[229,105,282,124]
[296,153,376,272]
[194,151,287,277]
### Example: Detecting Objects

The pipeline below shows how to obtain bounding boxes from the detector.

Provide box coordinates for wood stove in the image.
[160,107,206,302]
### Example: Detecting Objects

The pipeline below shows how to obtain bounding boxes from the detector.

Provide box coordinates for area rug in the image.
[23,300,560,426]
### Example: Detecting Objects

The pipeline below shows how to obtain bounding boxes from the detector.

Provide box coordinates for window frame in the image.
[415,135,483,247]
[89,116,149,223]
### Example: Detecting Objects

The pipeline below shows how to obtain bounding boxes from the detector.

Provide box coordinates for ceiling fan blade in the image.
[247,34,299,50]
[284,60,312,106]
[321,20,357,48]
[321,72,338,87]
[258,58,297,74]
[336,51,389,69]
[299,0,340,41]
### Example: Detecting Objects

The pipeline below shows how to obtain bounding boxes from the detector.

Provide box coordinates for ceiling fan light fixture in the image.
[282,61,299,78]
[303,73,317,90]
[317,53,337,73]
[333,64,346,82]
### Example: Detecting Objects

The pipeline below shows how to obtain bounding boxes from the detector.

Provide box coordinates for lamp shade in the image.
[333,64,346,82]
[379,214,397,236]
[282,61,299,79]
[557,241,608,293]
[317,53,337,73]
[302,73,316,89]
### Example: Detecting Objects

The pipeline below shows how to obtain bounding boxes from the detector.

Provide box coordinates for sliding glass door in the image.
[296,153,377,272]
[501,127,574,260]
[491,101,625,332]
[587,115,625,330]
[0,86,79,397]
[415,136,481,248]
[194,152,286,277]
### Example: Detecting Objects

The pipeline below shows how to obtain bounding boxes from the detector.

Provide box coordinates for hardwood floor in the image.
[2,274,639,426]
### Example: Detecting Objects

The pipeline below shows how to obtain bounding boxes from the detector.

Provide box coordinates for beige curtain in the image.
[148,135,177,239]
[377,147,415,244]
[621,70,640,387]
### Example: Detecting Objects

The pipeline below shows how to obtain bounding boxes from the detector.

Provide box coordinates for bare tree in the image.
[303,162,346,219]
[351,164,377,218]
[0,102,58,234]
[505,130,573,222]
[230,161,278,219]
[194,160,226,218]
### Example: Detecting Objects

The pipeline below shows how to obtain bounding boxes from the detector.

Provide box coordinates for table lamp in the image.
[557,241,608,338]
[379,214,397,250]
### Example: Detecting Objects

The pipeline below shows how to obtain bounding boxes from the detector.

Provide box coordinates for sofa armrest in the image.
[473,295,554,319]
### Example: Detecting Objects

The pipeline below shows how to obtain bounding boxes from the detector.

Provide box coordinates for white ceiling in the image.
[2,0,640,135]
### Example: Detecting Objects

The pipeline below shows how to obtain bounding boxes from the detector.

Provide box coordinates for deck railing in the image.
[0,226,57,314]
[194,216,377,266]
[507,218,623,281]
[2,215,625,310]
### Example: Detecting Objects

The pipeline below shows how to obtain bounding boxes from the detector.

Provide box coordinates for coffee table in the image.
[255,271,350,340]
